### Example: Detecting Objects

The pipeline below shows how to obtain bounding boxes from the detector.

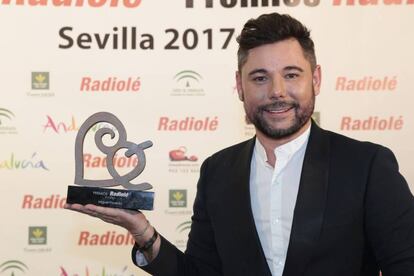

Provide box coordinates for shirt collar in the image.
[254,124,311,164]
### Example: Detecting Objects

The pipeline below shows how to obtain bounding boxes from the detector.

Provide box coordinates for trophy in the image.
[66,112,154,210]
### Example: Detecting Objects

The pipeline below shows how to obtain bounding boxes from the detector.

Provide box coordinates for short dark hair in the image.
[237,13,317,72]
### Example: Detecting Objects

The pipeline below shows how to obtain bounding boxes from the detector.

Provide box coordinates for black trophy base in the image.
[66,185,154,210]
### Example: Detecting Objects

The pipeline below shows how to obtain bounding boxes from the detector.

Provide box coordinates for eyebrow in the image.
[247,65,304,76]
[284,66,304,72]
[247,68,268,76]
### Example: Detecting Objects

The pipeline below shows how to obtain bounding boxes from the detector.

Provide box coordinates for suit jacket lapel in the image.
[228,137,273,276]
[283,122,331,276]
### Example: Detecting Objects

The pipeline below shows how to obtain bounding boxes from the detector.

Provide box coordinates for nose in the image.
[269,74,286,99]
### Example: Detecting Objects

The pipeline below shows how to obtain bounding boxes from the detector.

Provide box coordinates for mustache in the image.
[259,101,299,111]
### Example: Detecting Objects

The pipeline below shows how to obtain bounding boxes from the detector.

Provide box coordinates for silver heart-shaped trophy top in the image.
[74,112,153,191]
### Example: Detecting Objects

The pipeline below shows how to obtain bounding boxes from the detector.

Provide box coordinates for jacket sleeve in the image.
[131,157,223,276]
[365,146,414,275]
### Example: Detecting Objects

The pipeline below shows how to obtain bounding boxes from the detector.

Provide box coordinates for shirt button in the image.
[276,261,282,267]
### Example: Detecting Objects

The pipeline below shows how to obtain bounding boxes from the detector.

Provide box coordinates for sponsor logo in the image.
[25,226,52,253]
[165,189,191,216]
[168,147,200,174]
[28,72,54,97]
[0,153,48,170]
[335,76,397,91]
[176,220,192,233]
[22,194,66,209]
[1,0,142,8]
[31,72,49,90]
[0,108,15,125]
[78,230,135,246]
[59,265,134,276]
[174,220,191,250]
[333,0,413,6]
[340,116,403,131]
[0,260,28,275]
[83,153,138,168]
[28,226,47,245]
[185,0,320,8]
[0,108,17,135]
[158,116,218,131]
[80,76,141,92]
[43,115,116,134]
[109,191,129,197]
[171,70,204,96]
[169,190,187,208]
[169,147,198,162]
[43,115,78,133]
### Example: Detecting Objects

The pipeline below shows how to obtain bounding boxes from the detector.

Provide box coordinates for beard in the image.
[246,92,315,139]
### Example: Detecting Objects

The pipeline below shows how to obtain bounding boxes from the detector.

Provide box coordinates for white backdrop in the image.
[1,1,413,275]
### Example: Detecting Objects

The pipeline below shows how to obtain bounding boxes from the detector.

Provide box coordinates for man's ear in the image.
[312,65,322,96]
[236,71,244,101]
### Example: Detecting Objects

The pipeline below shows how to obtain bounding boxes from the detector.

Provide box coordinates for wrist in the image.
[130,220,150,238]
[137,227,158,252]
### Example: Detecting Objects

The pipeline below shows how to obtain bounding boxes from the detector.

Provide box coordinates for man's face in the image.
[236,38,321,140]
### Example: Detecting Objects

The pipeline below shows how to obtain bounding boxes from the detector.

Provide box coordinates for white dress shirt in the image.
[136,126,310,271]
[250,125,310,276]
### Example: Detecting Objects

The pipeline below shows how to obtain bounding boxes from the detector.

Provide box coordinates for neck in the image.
[256,120,311,167]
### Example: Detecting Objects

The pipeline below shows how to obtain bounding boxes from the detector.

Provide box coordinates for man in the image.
[65,13,414,275]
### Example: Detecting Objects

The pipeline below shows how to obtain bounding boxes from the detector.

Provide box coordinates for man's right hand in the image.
[64,203,161,262]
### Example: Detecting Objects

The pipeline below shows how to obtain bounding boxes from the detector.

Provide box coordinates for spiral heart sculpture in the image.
[74,112,153,191]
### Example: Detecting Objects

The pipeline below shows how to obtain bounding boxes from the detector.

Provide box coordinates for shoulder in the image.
[209,138,254,161]
[317,126,386,158]
[199,138,254,175]
[309,123,399,174]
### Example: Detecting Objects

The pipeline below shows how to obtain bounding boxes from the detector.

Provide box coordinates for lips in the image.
[261,102,296,114]
[266,106,293,114]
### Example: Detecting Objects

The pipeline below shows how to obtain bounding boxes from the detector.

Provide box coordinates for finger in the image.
[65,203,87,213]
[84,205,121,219]
[99,216,118,224]
[66,203,146,230]
[85,204,140,220]
[65,203,99,217]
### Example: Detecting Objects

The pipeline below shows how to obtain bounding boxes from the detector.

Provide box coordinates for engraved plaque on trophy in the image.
[66,112,154,210]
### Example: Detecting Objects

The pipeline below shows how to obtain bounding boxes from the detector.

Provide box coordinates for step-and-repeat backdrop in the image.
[1,1,413,275]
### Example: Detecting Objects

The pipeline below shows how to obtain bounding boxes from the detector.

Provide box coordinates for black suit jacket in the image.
[133,122,414,275]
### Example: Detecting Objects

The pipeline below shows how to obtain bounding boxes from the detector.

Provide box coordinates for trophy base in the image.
[66,185,154,210]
